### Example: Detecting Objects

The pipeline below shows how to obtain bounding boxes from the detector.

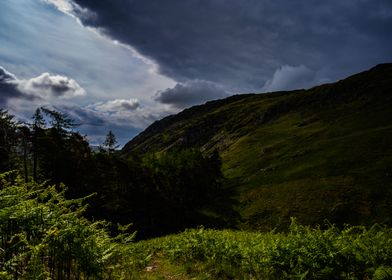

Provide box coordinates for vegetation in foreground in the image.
[2,173,392,280]
[130,225,392,280]
[0,172,138,279]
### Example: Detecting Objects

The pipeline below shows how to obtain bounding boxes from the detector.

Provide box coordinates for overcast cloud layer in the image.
[59,0,391,92]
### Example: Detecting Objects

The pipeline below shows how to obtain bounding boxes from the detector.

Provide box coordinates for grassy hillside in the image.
[122,64,392,229]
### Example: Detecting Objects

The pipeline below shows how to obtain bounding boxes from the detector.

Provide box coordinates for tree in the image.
[17,125,31,182]
[31,108,45,181]
[138,149,224,235]
[103,130,119,154]
[41,107,76,139]
[29,108,94,192]
[0,110,17,172]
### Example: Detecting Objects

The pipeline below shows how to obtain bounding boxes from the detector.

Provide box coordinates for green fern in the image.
[373,266,392,280]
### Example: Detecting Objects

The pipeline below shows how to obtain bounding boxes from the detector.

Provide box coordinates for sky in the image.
[1,0,391,146]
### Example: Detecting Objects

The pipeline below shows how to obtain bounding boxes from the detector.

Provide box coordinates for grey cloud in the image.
[54,102,169,146]
[56,105,106,126]
[0,66,85,107]
[63,0,391,92]
[0,66,35,106]
[48,105,140,146]
[155,80,228,108]
[262,65,316,92]
[0,82,24,106]
[86,98,173,129]
[0,66,17,82]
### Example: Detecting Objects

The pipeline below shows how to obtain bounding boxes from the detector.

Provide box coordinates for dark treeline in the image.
[0,108,236,238]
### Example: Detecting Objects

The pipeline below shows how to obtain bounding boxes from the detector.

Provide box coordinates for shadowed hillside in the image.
[123,64,392,230]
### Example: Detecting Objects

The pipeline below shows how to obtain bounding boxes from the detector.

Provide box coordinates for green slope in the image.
[122,64,392,229]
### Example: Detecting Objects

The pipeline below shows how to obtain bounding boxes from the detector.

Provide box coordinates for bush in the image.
[0,172,133,279]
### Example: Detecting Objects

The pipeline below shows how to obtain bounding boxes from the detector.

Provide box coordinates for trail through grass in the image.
[129,221,392,280]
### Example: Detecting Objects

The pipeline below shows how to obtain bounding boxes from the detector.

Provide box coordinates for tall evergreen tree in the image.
[41,107,75,131]
[31,108,45,181]
[17,125,31,182]
[0,110,17,172]
[103,130,119,154]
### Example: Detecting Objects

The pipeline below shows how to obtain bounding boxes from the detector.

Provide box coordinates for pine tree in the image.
[31,108,45,181]
[103,130,119,154]
[0,110,17,172]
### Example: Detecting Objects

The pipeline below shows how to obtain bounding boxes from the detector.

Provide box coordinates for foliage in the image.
[0,107,231,238]
[130,220,392,279]
[140,149,223,228]
[0,172,134,279]
[89,148,229,238]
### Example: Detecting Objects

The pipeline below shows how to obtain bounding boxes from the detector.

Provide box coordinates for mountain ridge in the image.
[122,63,392,229]
[123,63,391,154]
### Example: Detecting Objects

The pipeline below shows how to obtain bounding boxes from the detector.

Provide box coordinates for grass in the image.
[223,99,392,229]
[126,221,392,280]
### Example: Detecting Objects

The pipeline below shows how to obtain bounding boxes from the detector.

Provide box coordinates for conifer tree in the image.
[103,130,119,154]
[31,108,45,181]
[0,109,17,172]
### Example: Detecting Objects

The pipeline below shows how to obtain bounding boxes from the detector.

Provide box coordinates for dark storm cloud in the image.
[67,0,392,92]
[155,80,228,108]
[0,81,25,106]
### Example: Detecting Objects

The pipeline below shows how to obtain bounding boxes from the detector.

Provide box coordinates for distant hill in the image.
[122,64,392,230]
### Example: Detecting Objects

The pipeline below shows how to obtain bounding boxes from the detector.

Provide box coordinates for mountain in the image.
[122,64,392,229]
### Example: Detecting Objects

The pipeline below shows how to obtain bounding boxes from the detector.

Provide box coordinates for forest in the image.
[0,108,228,238]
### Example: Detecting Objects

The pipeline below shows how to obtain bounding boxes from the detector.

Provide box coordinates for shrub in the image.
[0,172,133,279]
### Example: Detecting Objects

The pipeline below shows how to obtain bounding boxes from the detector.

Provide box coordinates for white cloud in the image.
[42,0,73,13]
[0,66,86,103]
[42,0,94,23]
[19,72,86,99]
[91,98,140,112]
